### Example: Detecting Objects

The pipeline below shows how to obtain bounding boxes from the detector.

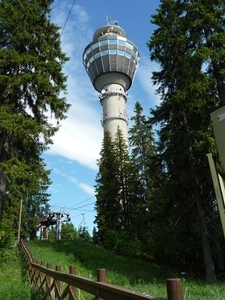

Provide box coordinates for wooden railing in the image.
[19,239,183,300]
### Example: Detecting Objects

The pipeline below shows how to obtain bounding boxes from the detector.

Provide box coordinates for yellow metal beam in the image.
[207,153,225,239]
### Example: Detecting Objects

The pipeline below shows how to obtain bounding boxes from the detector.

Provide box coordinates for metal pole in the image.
[56,213,62,240]
[17,197,23,244]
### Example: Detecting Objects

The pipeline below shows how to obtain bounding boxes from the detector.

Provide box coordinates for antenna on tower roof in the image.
[106,15,111,25]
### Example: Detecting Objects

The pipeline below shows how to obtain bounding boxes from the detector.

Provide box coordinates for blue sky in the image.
[43,0,161,234]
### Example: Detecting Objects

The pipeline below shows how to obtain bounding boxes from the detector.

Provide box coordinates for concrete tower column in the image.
[83,21,140,143]
[100,83,128,141]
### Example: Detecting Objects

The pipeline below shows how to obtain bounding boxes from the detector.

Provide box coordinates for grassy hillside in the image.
[0,247,43,300]
[27,239,225,300]
[1,239,225,299]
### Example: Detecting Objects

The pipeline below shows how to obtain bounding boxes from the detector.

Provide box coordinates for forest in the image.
[1,0,225,283]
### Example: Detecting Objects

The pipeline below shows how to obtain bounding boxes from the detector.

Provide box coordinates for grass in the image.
[0,247,43,300]
[26,239,225,300]
[1,239,225,299]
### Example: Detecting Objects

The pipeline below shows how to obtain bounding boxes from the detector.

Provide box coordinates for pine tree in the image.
[128,102,157,247]
[113,128,138,233]
[94,132,122,248]
[148,0,225,281]
[0,0,69,225]
[95,130,138,251]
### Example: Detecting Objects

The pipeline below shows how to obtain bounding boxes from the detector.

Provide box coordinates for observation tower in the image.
[82,21,140,143]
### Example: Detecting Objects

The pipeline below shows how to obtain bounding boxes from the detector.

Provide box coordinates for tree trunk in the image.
[196,191,217,281]
[0,133,10,220]
[213,223,225,271]
[0,168,6,220]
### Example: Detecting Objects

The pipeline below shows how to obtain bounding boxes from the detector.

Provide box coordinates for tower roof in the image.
[93,22,127,40]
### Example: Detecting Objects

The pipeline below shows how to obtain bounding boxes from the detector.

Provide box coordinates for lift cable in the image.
[60,0,77,36]
[68,202,95,211]
[66,196,95,210]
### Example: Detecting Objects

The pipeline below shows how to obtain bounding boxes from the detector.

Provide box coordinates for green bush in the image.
[0,220,15,263]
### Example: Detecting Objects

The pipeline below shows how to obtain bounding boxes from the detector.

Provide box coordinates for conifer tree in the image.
[129,102,157,247]
[113,129,138,233]
[148,0,225,281]
[95,130,138,251]
[0,0,69,228]
[94,132,122,248]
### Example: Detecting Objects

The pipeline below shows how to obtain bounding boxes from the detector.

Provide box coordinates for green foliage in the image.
[0,0,70,238]
[129,102,158,247]
[0,219,16,267]
[78,225,91,242]
[147,0,225,280]
[94,131,124,242]
[95,129,141,248]
[0,220,14,251]
[61,222,78,240]
[48,226,56,242]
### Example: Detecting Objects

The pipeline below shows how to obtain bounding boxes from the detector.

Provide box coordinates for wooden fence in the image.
[19,239,183,300]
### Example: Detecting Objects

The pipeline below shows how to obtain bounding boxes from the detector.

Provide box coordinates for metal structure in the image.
[37,205,70,240]
[83,20,140,142]
[208,105,225,238]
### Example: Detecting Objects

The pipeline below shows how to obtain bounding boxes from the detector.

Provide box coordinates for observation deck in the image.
[82,22,140,92]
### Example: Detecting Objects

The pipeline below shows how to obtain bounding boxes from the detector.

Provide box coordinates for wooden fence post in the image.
[69,266,76,300]
[45,263,52,299]
[55,265,61,299]
[97,268,106,283]
[97,269,106,300]
[166,278,183,300]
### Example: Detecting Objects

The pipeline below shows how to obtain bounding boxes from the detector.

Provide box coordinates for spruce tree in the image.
[0,0,69,229]
[148,0,225,281]
[94,132,122,249]
[129,102,157,248]
[113,128,138,234]
[95,130,138,251]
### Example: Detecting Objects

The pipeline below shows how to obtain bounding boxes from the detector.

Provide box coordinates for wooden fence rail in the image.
[19,239,183,300]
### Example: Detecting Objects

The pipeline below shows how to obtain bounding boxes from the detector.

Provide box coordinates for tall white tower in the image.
[83,21,140,142]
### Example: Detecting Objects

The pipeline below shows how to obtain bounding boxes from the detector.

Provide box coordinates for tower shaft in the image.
[100,83,128,141]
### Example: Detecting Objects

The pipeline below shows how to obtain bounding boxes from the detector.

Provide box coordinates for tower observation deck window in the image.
[118,50,125,56]
[109,39,117,44]
[91,42,99,50]
[86,47,91,55]
[102,49,109,56]
[99,40,107,46]
[125,52,131,59]
[94,52,101,59]
[109,49,116,54]
[133,47,138,54]
[126,42,133,50]
[118,39,126,46]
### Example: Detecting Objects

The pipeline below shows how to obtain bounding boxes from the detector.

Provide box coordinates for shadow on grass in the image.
[27,239,176,286]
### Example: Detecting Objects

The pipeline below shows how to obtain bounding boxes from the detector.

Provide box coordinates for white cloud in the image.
[78,183,95,195]
[68,176,78,184]
[46,3,103,170]
[68,176,95,195]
